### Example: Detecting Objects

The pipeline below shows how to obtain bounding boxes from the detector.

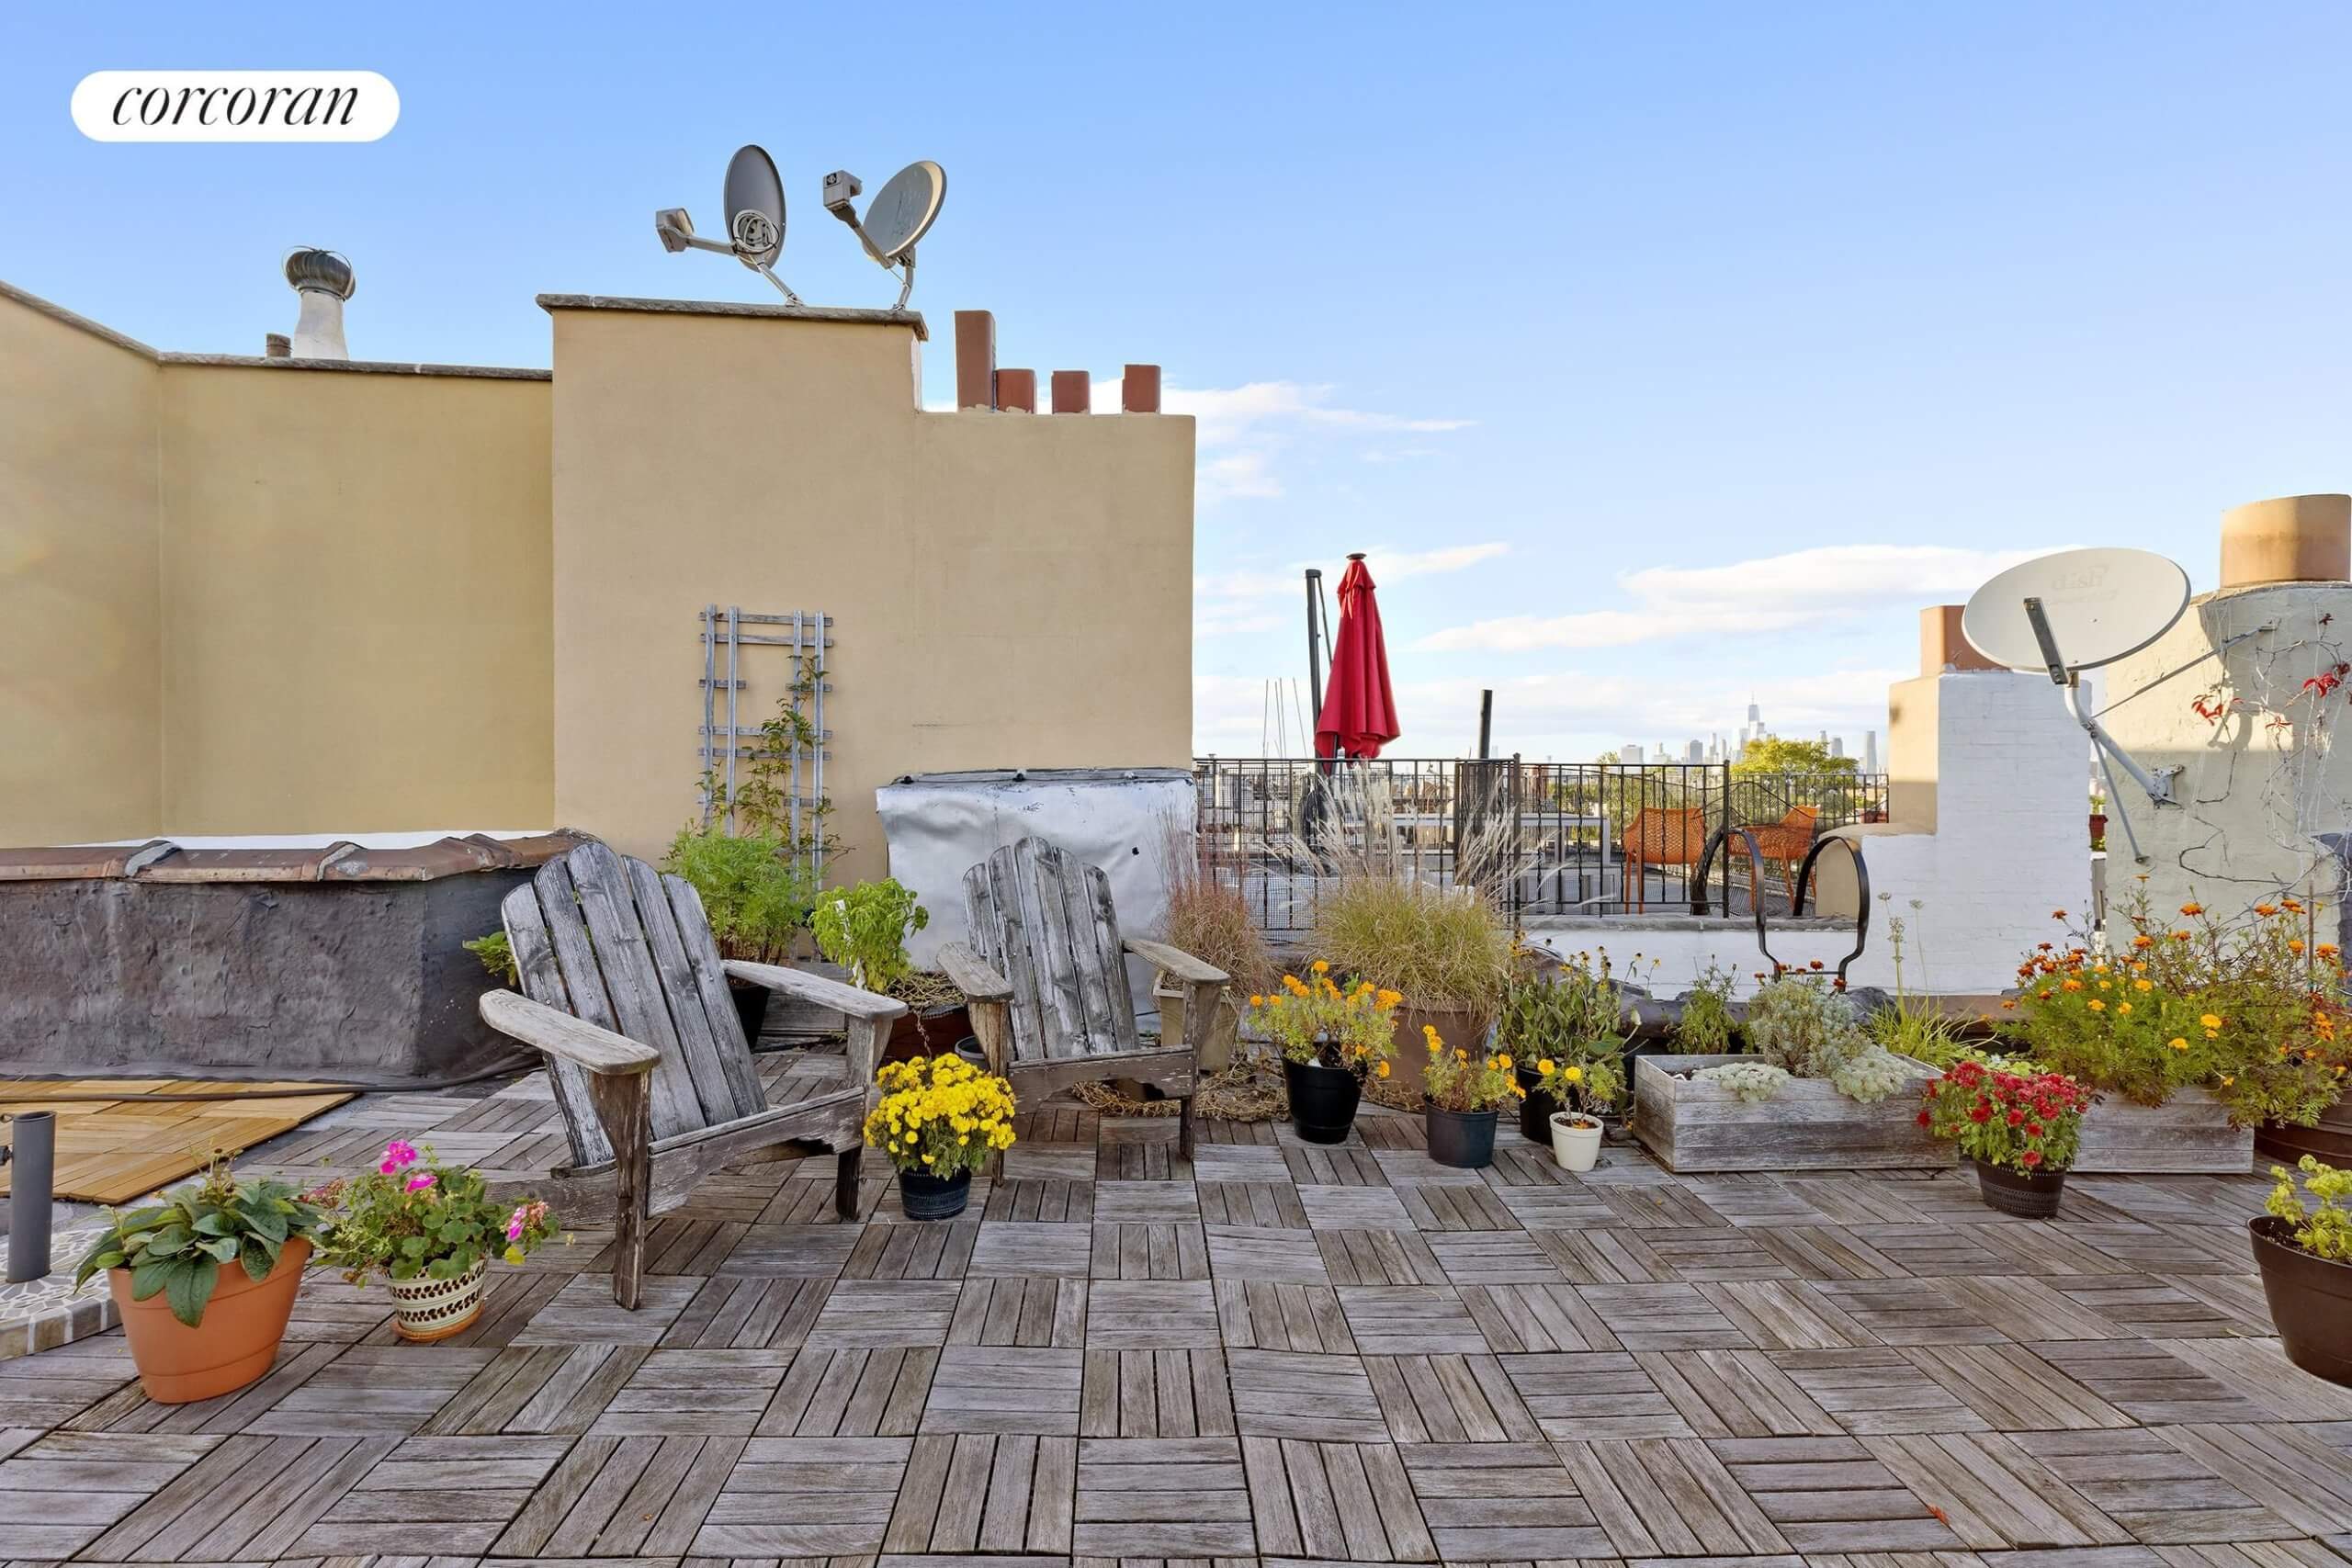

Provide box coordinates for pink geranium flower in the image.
[403,1172,436,1192]
[379,1140,419,1174]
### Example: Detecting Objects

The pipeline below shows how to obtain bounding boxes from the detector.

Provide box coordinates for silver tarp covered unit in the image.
[876,768,1196,1014]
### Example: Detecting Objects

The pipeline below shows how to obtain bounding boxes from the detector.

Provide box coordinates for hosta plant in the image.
[1249,962,1399,1077]
[1919,1057,2091,1174]
[2267,1156,2352,1262]
[75,1156,330,1327]
[865,1054,1018,1178]
[316,1142,560,1283]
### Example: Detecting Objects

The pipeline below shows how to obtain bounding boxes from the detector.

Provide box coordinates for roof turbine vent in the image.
[283,247,355,360]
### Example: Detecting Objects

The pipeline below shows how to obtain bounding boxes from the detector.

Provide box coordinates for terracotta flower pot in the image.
[2250,1215,2352,1386]
[110,1237,309,1404]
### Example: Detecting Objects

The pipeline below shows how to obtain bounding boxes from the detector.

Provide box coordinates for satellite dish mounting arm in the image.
[2023,594,2177,867]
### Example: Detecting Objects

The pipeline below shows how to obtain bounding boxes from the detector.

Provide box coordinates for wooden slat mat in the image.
[0,1079,353,1204]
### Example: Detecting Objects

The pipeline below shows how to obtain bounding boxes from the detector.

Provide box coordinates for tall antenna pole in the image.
[1476,690,1494,761]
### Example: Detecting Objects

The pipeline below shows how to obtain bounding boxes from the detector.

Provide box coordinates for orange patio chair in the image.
[1735,804,1820,909]
[1624,806,1712,911]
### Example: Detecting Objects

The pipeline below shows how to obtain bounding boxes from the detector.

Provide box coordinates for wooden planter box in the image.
[2074,1088,2252,1174]
[1632,1053,1942,1172]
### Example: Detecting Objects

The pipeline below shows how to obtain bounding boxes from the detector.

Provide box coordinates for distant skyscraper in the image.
[1863,729,1879,772]
[1685,739,1704,762]
[1622,741,1645,765]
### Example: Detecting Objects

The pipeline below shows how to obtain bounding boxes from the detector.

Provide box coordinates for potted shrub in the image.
[1153,866,1274,1071]
[1421,1032,1523,1169]
[664,823,819,1042]
[1249,963,1400,1143]
[1921,1057,2093,1217]
[316,1141,560,1340]
[74,1156,328,1403]
[1532,1051,1625,1172]
[1499,953,1629,1145]
[2252,1156,2352,1385]
[1315,875,1513,1100]
[865,1053,1017,1219]
[2012,894,2343,1171]
[813,877,963,1054]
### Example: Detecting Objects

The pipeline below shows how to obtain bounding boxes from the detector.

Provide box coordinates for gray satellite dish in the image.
[722,144,786,269]
[1962,547,2189,674]
[1960,547,2199,864]
[862,161,946,262]
[820,158,948,309]
[652,144,802,305]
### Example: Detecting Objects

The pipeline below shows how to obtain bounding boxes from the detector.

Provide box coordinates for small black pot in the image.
[1427,1105,1501,1169]
[2250,1214,2352,1386]
[954,1034,991,1069]
[727,977,771,1046]
[1973,1156,2066,1218]
[898,1168,973,1222]
[1284,1058,1363,1145]
[1515,1065,1558,1144]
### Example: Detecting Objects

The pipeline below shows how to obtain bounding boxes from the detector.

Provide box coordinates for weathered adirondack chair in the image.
[938,837,1227,1159]
[478,840,905,1307]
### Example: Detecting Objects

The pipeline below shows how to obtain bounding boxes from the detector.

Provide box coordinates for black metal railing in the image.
[1192,756,1888,934]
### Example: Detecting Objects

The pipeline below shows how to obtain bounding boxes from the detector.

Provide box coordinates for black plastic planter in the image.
[898,1168,973,1221]
[2251,1214,2352,1386]
[1515,1065,1556,1143]
[1973,1157,2065,1218]
[1426,1105,1500,1169]
[1284,1059,1363,1145]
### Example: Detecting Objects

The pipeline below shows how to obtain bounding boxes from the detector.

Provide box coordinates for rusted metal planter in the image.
[0,832,584,1084]
[1632,1052,1942,1172]
[2073,1087,2252,1174]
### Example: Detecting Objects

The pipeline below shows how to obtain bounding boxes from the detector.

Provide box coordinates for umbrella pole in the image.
[1305,568,1327,717]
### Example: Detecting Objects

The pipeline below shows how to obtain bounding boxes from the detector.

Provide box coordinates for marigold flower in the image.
[2200,1013,2223,1029]
[2181,902,2203,916]
[2168,1037,2188,1051]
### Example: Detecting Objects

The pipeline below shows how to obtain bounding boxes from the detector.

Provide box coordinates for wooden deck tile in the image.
[948,1275,1087,1348]
[1089,1223,1209,1280]
[1555,1436,1796,1558]
[1206,1224,1331,1283]
[1398,1438,1609,1559]
[1075,1436,1256,1557]
[842,1221,979,1279]
[1864,1432,2135,1550]
[1085,1280,1218,1348]
[1226,1348,1386,1443]
[968,1223,1093,1279]
[1080,1348,1235,1438]
[691,1435,912,1556]
[1336,1285,1491,1355]
[1501,1351,1696,1440]
[1365,1353,1542,1443]
[2009,1427,2299,1544]
[1709,1432,1963,1552]
[801,1281,961,1349]
[586,1348,793,1435]
[1198,1181,1310,1228]
[0,1429,229,1560]
[1213,1279,1357,1352]
[1248,1435,1438,1561]
[755,1346,935,1437]
[921,1346,1083,1434]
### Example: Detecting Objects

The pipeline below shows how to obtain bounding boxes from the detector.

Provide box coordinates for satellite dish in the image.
[1962,547,2190,674]
[820,158,947,308]
[722,144,786,269]
[862,161,946,262]
[652,144,802,305]
[1960,546,2199,866]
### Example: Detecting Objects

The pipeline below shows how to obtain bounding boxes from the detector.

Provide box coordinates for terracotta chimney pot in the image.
[2220,493,2350,589]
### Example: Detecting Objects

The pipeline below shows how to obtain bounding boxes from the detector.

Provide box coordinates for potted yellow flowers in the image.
[1249,962,1400,1144]
[865,1054,1017,1220]
[1421,1031,1524,1169]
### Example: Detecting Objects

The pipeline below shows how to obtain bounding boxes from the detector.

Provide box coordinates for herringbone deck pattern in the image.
[6,1057,2352,1568]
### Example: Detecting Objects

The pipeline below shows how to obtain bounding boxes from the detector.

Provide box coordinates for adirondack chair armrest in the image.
[720,960,910,1021]
[1124,938,1228,987]
[479,989,661,1076]
[936,942,1013,1003]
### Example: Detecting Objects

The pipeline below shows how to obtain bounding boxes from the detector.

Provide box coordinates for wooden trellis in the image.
[696,604,835,881]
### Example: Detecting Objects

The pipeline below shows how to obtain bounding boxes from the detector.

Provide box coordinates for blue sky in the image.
[8,3,2350,761]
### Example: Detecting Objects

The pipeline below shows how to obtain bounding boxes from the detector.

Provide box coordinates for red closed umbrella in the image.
[1315,553,1400,759]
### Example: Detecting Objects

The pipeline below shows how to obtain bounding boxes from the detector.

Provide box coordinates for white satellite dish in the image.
[820,158,948,309]
[653,143,803,305]
[1961,547,2199,864]
[1962,547,2189,675]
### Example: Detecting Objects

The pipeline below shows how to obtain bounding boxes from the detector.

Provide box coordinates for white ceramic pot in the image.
[1550,1111,1603,1173]
[387,1256,489,1342]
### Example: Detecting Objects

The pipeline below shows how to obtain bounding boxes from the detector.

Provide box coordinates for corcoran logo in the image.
[72,71,398,142]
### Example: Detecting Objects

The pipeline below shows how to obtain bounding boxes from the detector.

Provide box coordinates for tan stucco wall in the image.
[0,292,163,842]
[548,303,1194,875]
[2101,579,2352,918]
[154,362,554,832]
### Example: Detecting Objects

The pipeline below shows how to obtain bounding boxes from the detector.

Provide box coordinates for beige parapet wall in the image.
[0,281,1193,874]
[544,297,1194,874]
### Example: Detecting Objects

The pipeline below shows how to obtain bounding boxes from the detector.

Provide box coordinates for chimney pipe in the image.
[284,248,356,360]
[264,333,291,358]
[2220,493,2350,590]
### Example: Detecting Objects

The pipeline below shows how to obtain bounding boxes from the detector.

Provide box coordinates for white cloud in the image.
[1197,541,1509,604]
[1416,543,2064,653]
[1080,378,1472,504]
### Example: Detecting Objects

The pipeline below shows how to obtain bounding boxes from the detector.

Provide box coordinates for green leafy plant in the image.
[464,930,518,987]
[1866,900,1972,1068]
[1422,1030,1524,1113]
[1674,960,1739,1054]
[1742,972,1912,1102]
[663,824,818,964]
[1692,1061,1792,1102]
[812,878,929,994]
[1501,953,1629,1112]
[2267,1155,2352,1262]
[74,1156,329,1327]
[1920,1056,2090,1174]
[706,657,842,872]
[316,1141,559,1283]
